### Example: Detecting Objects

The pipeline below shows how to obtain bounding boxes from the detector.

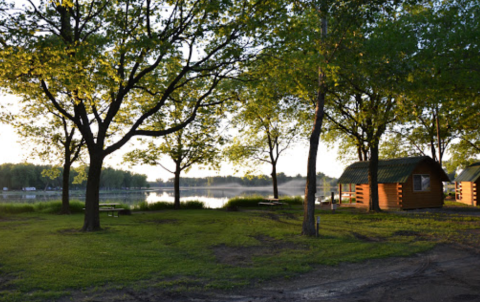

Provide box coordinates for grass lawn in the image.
[1,203,480,301]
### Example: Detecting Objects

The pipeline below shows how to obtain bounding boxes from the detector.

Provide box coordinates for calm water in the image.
[0,186,337,208]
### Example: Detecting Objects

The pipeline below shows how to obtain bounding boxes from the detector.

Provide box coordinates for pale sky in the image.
[0,96,345,182]
[0,122,344,182]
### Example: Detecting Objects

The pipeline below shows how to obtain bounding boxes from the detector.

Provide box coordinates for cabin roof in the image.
[338,156,450,184]
[454,162,480,182]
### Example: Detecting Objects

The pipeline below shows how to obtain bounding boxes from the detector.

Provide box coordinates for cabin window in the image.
[413,174,430,192]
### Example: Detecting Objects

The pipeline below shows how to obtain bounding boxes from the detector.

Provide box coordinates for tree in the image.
[296,0,328,236]
[225,72,302,199]
[325,92,401,212]
[283,0,406,233]
[100,167,124,190]
[7,100,85,214]
[322,1,425,212]
[10,164,37,189]
[124,104,225,209]
[381,103,458,165]
[410,0,480,98]
[381,0,480,169]
[323,33,410,212]
[130,173,148,189]
[366,0,480,178]
[0,0,286,231]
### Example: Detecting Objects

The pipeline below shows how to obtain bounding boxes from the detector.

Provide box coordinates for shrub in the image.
[182,200,205,209]
[0,203,35,214]
[281,196,303,205]
[69,200,88,213]
[0,200,89,214]
[33,200,90,214]
[224,196,265,208]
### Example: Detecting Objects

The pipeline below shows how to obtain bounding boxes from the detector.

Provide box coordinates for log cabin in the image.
[454,162,480,206]
[338,156,449,210]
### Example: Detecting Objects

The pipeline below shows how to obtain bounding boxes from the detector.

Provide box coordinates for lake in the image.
[0,186,337,208]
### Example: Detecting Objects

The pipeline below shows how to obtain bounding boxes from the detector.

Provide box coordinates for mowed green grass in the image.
[1,204,480,301]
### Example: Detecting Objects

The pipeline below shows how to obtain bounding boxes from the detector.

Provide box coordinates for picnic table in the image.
[99,203,123,217]
[258,198,288,206]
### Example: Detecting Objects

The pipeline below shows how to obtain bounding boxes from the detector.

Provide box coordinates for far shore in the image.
[2,185,337,195]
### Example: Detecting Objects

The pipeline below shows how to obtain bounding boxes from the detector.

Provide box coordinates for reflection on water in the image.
[0,186,337,209]
[146,191,229,209]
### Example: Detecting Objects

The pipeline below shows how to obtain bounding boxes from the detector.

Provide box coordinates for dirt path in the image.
[195,245,480,302]
[67,244,480,302]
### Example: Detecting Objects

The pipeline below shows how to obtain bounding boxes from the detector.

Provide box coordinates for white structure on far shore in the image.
[22,187,36,191]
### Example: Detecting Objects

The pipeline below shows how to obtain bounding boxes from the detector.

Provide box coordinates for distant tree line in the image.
[99,167,149,190]
[150,172,337,188]
[0,163,148,191]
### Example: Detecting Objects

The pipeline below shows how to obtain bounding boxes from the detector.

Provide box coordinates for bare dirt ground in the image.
[67,244,480,302]
[60,205,480,302]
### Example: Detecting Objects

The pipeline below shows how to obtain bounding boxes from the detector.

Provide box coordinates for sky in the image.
[0,121,345,182]
[0,95,345,182]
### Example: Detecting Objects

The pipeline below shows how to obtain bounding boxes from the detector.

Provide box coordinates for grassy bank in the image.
[0,188,152,195]
[0,204,480,301]
[0,200,205,215]
[0,200,87,214]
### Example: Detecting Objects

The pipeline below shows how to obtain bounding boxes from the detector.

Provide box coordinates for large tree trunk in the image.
[174,162,181,210]
[302,91,326,236]
[271,163,279,199]
[430,139,436,161]
[82,153,103,231]
[435,107,442,165]
[302,7,327,236]
[368,144,381,212]
[60,161,71,214]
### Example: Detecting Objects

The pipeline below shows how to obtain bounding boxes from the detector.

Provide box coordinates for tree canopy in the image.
[225,61,304,198]
[0,0,287,231]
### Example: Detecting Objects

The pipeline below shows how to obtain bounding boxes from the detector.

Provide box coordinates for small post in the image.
[349,183,352,204]
[331,191,336,213]
[339,183,342,205]
[316,216,320,237]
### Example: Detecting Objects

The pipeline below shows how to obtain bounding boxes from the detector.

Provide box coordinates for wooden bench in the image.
[258,202,276,206]
[258,198,288,207]
[83,203,124,218]
[99,207,124,218]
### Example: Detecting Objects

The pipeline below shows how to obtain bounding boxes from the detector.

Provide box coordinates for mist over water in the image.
[0,184,337,208]
[276,180,306,188]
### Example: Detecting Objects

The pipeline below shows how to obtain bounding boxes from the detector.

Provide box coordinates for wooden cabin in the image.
[454,163,480,206]
[338,156,449,210]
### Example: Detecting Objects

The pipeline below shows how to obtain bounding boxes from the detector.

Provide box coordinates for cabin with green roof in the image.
[338,156,449,210]
[454,163,480,206]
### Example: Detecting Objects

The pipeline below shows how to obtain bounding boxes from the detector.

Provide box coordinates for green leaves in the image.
[373,0,480,166]
[0,0,289,155]
[41,167,61,181]
[223,58,304,176]
[124,96,226,176]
